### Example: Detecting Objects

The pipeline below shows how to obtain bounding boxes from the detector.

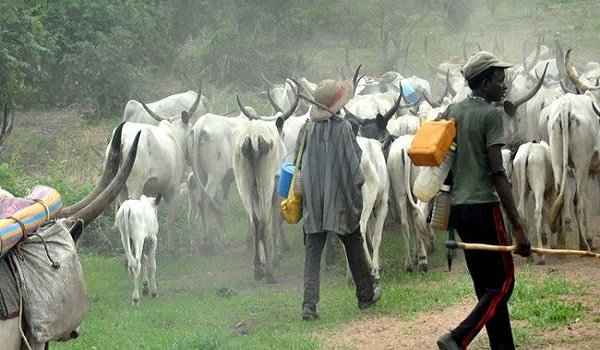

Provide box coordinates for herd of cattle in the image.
[2,38,600,348]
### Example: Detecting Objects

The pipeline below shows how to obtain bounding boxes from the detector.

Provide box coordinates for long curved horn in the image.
[58,122,125,217]
[559,79,577,94]
[70,131,141,227]
[381,83,403,121]
[565,49,589,92]
[342,107,364,126]
[187,82,202,116]
[592,102,600,118]
[135,95,165,122]
[279,79,300,121]
[236,95,260,120]
[514,62,548,108]
[352,64,362,91]
[555,38,566,79]
[266,88,284,113]
[261,71,276,88]
[0,103,13,147]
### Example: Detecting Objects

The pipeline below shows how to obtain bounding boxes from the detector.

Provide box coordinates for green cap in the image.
[461,51,513,80]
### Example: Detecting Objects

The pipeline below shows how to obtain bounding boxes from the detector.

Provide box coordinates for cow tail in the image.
[402,148,430,246]
[516,144,529,217]
[549,106,569,232]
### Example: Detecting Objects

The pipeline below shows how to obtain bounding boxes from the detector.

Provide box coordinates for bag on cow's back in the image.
[10,219,86,343]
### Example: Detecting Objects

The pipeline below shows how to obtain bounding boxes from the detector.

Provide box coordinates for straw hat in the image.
[310,79,354,121]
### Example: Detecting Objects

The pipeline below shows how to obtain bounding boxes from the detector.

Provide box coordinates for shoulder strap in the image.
[288,125,308,197]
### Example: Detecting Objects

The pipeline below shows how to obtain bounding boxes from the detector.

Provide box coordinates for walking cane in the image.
[446,240,600,259]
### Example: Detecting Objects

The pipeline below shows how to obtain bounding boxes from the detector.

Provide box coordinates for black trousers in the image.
[450,203,515,350]
[302,228,374,309]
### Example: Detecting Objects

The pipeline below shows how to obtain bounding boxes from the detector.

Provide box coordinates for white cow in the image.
[232,117,286,283]
[114,97,194,251]
[116,195,160,306]
[123,86,211,126]
[349,137,389,281]
[387,135,434,272]
[513,142,556,264]
[547,93,600,250]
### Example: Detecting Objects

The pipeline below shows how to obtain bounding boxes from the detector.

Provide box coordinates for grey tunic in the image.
[299,116,364,235]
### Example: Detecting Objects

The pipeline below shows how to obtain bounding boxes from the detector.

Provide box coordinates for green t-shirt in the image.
[444,97,505,205]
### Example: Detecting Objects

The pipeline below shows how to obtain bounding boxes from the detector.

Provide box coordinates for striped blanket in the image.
[0,186,63,258]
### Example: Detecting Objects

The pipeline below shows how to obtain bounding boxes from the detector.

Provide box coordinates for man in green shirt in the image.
[437,51,531,350]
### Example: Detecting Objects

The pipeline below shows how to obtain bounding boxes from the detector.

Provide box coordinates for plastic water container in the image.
[277,163,295,198]
[408,119,456,166]
[400,81,421,104]
[431,185,451,230]
[413,143,456,202]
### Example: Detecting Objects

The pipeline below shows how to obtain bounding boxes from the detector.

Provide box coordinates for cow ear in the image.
[349,120,360,136]
[181,111,190,124]
[275,116,284,132]
[155,195,162,206]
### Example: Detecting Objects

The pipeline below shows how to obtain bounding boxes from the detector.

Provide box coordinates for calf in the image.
[116,195,161,306]
[513,142,555,264]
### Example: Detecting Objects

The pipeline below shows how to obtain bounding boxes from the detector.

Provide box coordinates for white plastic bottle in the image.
[413,143,456,203]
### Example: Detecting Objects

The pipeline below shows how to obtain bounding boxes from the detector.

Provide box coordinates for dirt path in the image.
[321,256,600,349]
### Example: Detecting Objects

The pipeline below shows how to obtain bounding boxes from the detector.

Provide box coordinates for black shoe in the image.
[301,305,320,321]
[358,286,382,310]
[437,332,460,350]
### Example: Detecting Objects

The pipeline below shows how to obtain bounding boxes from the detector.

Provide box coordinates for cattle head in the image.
[237,80,299,134]
[57,123,141,241]
[343,82,404,142]
[0,103,14,151]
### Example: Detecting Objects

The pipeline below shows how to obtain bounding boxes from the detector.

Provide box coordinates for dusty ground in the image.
[321,255,600,350]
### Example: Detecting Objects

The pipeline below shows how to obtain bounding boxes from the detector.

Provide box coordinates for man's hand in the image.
[513,225,531,257]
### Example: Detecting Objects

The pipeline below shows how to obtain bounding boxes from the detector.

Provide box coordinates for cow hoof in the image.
[556,240,567,249]
[405,266,414,273]
[254,269,264,281]
[151,291,157,298]
[418,264,428,274]
[265,274,277,284]
[132,298,139,307]
[536,259,546,266]
[142,283,150,296]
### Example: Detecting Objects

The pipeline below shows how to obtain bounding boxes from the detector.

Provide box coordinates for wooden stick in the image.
[445,240,600,259]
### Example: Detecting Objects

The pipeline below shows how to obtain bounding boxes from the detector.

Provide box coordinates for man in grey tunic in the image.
[298,79,381,321]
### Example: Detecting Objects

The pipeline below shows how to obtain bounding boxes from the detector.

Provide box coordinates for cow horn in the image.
[511,62,549,111]
[382,83,403,121]
[187,82,202,116]
[58,122,125,217]
[342,107,364,126]
[135,95,166,122]
[524,34,542,73]
[352,64,362,92]
[280,79,300,121]
[69,131,141,227]
[261,71,276,88]
[266,87,284,114]
[0,103,13,147]
[236,95,260,120]
[565,49,589,92]
[559,79,577,94]
[592,102,600,118]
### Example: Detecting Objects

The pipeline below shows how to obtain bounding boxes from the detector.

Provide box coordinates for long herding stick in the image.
[446,240,600,259]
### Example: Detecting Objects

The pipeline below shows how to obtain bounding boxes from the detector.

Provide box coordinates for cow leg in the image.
[141,249,149,296]
[533,187,546,265]
[402,201,415,272]
[263,217,277,284]
[130,237,143,306]
[574,168,593,251]
[371,201,387,280]
[147,236,158,297]
[165,199,178,253]
[417,237,428,273]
